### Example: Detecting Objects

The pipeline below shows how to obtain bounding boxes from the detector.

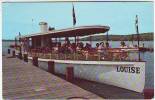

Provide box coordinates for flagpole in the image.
[72,3,78,44]
[135,15,140,61]
[32,19,34,33]
[18,32,22,56]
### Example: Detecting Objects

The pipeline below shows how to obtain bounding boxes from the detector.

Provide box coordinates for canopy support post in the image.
[90,35,92,46]
[77,36,79,44]
[74,36,77,60]
[59,38,61,42]
[132,34,134,45]
[15,37,17,46]
[55,38,57,43]
[106,31,109,42]
[27,37,30,52]
[74,36,76,45]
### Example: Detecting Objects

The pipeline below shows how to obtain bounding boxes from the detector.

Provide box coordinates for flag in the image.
[135,15,138,27]
[72,4,76,26]
[135,15,140,61]
[135,15,140,47]
[135,15,139,34]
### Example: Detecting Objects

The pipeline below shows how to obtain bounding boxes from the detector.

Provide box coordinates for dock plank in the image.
[3,55,102,99]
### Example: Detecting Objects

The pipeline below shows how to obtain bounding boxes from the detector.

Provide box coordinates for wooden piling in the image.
[8,49,10,54]
[143,88,154,99]
[32,57,38,67]
[18,53,22,59]
[24,54,28,62]
[12,50,15,57]
[66,66,74,81]
[48,61,55,74]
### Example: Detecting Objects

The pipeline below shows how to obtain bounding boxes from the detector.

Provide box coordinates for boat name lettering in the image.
[116,66,140,74]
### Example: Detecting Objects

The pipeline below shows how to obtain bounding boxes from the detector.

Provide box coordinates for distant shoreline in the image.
[2,40,15,41]
[81,32,153,41]
[2,32,153,41]
[2,40,153,42]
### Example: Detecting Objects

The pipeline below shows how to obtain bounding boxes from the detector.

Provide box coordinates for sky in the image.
[2,1,154,40]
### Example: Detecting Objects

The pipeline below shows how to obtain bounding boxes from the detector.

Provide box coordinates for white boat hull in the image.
[28,57,145,93]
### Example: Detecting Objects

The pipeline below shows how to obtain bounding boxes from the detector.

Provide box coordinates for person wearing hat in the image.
[120,41,127,48]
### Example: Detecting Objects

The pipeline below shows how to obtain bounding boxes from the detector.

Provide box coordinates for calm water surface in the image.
[2,40,154,88]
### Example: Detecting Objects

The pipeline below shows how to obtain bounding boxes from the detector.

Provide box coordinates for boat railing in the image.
[28,48,141,61]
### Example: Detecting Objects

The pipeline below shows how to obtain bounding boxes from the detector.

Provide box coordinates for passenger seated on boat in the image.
[41,47,50,58]
[53,44,58,53]
[97,42,105,52]
[134,44,138,48]
[95,43,100,51]
[83,43,94,59]
[120,41,127,48]
[116,41,128,60]
[46,47,50,52]
[41,47,45,53]
[39,47,43,53]
[97,42,107,60]
[84,43,91,51]
[62,43,72,54]
[65,37,71,46]
[80,42,84,49]
[71,43,76,52]
[27,47,32,53]
[105,42,110,48]
[76,43,83,53]
[59,43,66,53]
[68,44,74,53]
[103,42,110,51]
[129,44,134,48]
[57,42,61,52]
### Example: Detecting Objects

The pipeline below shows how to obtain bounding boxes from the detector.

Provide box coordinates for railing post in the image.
[12,50,15,57]
[50,53,52,59]
[48,61,55,74]
[86,52,88,60]
[143,88,154,99]
[98,52,101,61]
[24,53,28,62]
[65,53,66,60]
[32,57,38,67]
[8,49,10,54]
[66,66,74,82]
[73,52,76,60]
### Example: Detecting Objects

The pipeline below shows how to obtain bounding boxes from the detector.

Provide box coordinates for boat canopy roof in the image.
[21,25,110,38]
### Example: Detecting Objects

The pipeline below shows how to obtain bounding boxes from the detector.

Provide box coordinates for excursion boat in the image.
[16,22,145,93]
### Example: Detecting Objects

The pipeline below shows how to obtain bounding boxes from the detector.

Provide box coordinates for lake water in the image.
[2,40,154,88]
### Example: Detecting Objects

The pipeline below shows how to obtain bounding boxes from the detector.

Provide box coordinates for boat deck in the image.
[2,55,101,99]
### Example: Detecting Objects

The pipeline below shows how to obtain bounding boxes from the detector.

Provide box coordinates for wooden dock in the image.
[2,55,102,99]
